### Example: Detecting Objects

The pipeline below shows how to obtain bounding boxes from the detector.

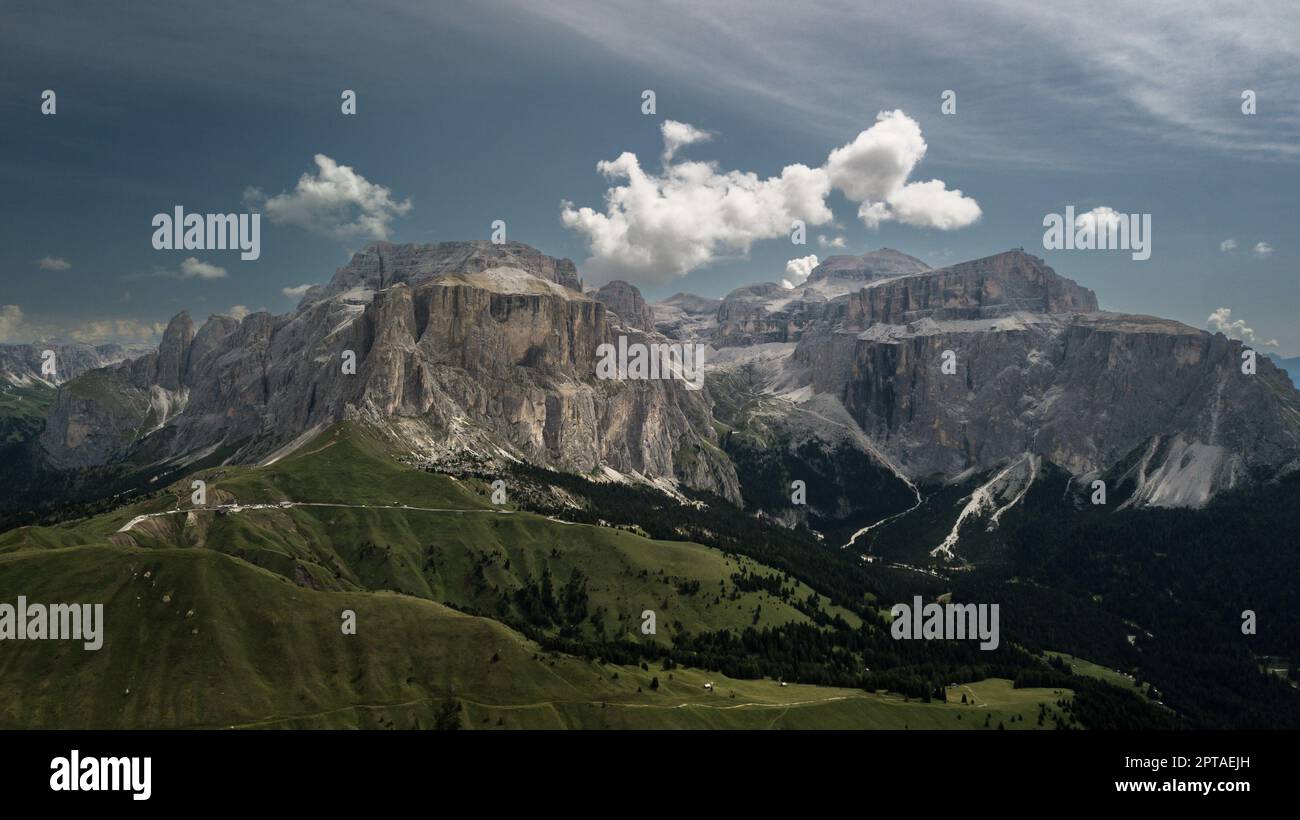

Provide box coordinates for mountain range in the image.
[14,240,1296,552]
[2,240,1297,729]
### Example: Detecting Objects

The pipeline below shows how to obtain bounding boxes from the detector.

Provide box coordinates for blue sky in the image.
[2,0,1297,353]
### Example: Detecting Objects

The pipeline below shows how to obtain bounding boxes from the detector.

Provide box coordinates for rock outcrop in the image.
[30,242,1300,514]
[593,280,656,331]
[712,249,933,347]
[37,243,740,502]
[789,250,1300,502]
[804,248,931,295]
[843,249,1097,327]
[654,293,722,341]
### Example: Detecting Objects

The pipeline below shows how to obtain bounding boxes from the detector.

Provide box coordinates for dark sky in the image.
[2,0,1297,353]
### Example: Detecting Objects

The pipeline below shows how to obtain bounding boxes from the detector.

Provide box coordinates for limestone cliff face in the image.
[306,240,583,303]
[351,273,730,491]
[32,242,1300,512]
[792,251,1300,502]
[593,280,656,332]
[715,283,804,346]
[843,250,1097,327]
[712,249,933,347]
[37,243,740,502]
[807,248,931,291]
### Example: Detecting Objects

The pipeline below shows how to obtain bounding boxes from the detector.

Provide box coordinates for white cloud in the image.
[825,110,923,202]
[781,254,819,289]
[661,120,710,161]
[562,110,978,284]
[281,283,314,299]
[1219,239,1237,252]
[1071,206,1123,235]
[177,257,228,280]
[247,154,412,241]
[560,152,831,285]
[227,305,251,321]
[37,256,71,271]
[1253,241,1274,257]
[0,305,24,341]
[69,318,169,343]
[818,234,846,249]
[0,307,169,345]
[1207,307,1279,348]
[884,179,983,231]
[1066,205,1128,246]
[825,111,981,230]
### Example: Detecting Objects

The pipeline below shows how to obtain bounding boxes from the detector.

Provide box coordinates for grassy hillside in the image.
[3,422,1145,729]
[0,382,55,444]
[1046,651,1150,697]
[0,543,1067,729]
[3,424,861,644]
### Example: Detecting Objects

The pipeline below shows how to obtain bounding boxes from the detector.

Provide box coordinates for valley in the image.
[1,241,1296,730]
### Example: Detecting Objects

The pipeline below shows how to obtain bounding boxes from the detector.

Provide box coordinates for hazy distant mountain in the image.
[1268,353,1300,389]
[0,341,138,387]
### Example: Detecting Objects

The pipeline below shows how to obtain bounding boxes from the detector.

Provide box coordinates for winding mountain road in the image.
[116,501,521,533]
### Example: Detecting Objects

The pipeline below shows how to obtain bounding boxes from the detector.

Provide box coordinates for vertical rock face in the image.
[715,283,800,346]
[711,249,934,347]
[310,241,583,303]
[653,292,723,341]
[35,243,740,502]
[151,312,195,391]
[844,249,1097,327]
[593,280,656,331]
[791,251,1300,499]
[805,248,931,291]
[29,241,1300,512]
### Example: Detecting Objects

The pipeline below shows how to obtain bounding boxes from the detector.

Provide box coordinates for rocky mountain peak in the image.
[0,342,138,387]
[153,311,195,390]
[722,282,788,304]
[25,240,1298,517]
[593,280,656,331]
[807,248,931,285]
[317,241,582,303]
[845,248,1098,327]
[661,292,722,315]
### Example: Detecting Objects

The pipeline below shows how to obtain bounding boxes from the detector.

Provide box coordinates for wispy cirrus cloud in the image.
[512,0,1300,163]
